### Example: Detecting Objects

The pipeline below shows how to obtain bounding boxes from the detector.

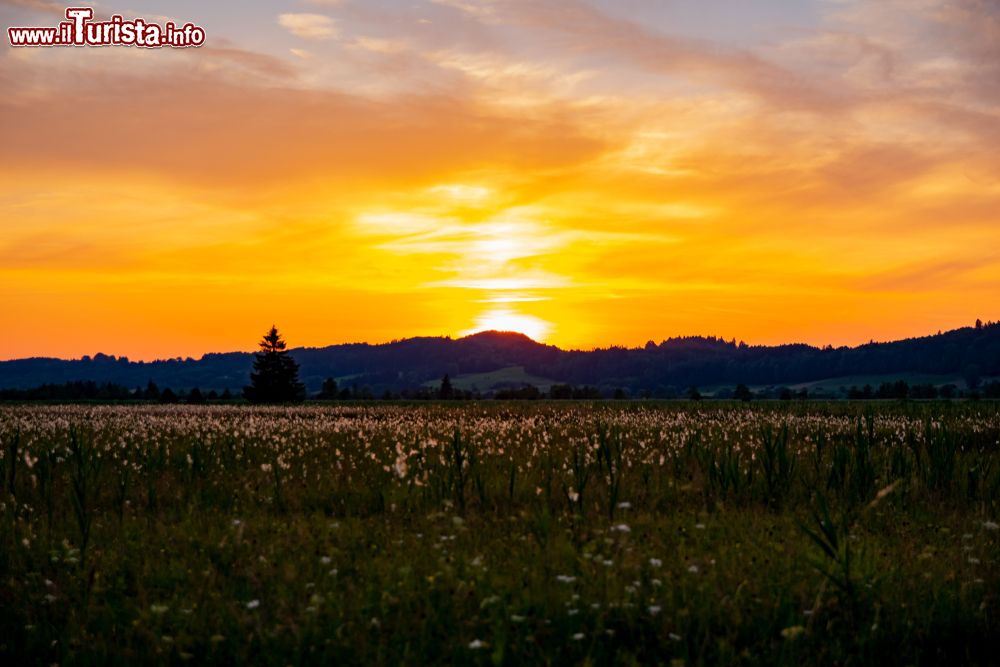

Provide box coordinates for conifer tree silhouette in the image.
[439,374,454,400]
[243,326,305,404]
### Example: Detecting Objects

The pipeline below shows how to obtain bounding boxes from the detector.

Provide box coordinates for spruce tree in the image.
[243,326,306,404]
[439,374,454,400]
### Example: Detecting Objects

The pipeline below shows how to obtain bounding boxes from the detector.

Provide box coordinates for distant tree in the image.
[439,374,454,400]
[220,388,233,400]
[207,389,219,400]
[939,384,957,399]
[549,384,574,400]
[613,387,628,400]
[572,386,602,399]
[964,364,982,391]
[687,386,702,401]
[317,377,339,400]
[494,385,541,400]
[0,380,131,401]
[873,380,909,399]
[778,387,793,401]
[734,384,753,402]
[97,382,130,400]
[243,326,306,404]
[976,318,983,330]
[159,388,178,404]
[187,387,206,405]
[145,380,160,401]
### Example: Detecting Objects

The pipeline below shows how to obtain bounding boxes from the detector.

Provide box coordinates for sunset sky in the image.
[2,0,998,360]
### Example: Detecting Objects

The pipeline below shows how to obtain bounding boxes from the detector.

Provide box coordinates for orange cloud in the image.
[278,13,338,40]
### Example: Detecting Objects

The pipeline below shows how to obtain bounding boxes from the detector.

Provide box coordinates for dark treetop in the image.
[242,326,305,404]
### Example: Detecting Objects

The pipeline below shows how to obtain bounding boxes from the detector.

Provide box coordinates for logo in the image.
[8,7,206,48]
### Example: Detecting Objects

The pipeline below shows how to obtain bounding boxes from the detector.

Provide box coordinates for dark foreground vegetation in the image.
[1,402,998,665]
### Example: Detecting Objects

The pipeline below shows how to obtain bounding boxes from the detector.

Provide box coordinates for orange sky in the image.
[2,0,999,360]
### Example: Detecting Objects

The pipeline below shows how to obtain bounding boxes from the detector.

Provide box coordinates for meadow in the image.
[1,402,998,665]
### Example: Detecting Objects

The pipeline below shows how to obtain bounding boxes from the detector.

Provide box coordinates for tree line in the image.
[4,326,999,403]
[4,376,998,403]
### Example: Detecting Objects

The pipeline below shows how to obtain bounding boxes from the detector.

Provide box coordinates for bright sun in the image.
[461,307,553,342]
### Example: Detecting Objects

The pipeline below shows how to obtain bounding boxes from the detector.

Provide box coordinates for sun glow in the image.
[353,193,568,346]
[461,307,553,342]
[428,184,493,203]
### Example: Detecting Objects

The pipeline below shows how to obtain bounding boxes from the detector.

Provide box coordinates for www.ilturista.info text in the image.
[8,7,205,48]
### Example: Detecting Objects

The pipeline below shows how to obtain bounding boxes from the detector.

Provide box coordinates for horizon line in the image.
[1,320,994,365]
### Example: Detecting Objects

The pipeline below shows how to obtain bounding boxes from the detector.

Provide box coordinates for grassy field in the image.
[702,374,998,397]
[788,374,975,393]
[1,402,998,665]
[423,366,557,392]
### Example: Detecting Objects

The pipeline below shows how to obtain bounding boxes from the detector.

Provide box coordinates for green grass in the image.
[424,369,1000,397]
[1,402,998,665]
[702,373,996,396]
[790,373,972,392]
[423,366,557,392]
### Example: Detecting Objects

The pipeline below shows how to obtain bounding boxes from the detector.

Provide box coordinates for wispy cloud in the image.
[0,54,603,190]
[0,0,65,15]
[278,13,338,40]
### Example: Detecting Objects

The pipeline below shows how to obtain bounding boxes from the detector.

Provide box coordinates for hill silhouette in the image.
[1,322,998,397]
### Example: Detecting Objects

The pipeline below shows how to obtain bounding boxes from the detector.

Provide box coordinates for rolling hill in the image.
[1,321,998,397]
